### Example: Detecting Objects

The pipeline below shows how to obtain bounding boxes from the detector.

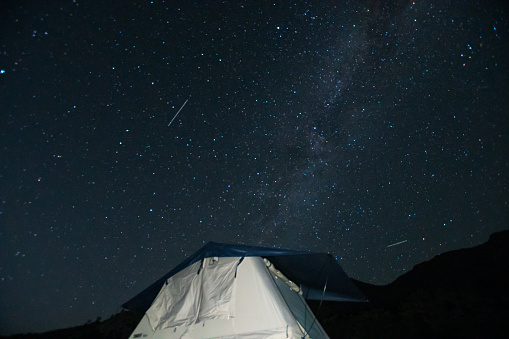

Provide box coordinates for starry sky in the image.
[1,0,508,335]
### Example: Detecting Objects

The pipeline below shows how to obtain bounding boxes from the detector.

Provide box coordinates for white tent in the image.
[124,242,366,339]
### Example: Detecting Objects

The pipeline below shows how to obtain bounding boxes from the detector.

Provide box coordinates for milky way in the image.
[0,1,507,335]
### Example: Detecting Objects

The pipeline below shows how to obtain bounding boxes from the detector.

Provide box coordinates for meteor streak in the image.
[387,239,408,248]
[168,98,189,127]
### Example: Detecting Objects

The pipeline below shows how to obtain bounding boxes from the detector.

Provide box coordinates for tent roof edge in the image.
[122,242,366,313]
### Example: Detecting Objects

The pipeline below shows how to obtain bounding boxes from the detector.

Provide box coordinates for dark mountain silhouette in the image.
[2,230,508,338]
[313,230,509,338]
[0,312,141,339]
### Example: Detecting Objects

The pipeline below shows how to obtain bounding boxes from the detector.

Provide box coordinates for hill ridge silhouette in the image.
[3,230,508,338]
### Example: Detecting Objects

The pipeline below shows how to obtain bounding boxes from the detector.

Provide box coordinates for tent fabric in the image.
[146,257,239,330]
[123,242,366,315]
[130,257,327,338]
[265,258,328,338]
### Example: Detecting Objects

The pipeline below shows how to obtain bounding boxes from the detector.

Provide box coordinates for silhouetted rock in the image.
[317,230,509,338]
[0,311,141,339]
[388,230,509,298]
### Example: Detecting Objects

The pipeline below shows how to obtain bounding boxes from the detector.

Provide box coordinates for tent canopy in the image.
[123,242,366,314]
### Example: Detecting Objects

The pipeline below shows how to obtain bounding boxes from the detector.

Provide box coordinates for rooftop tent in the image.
[124,242,366,339]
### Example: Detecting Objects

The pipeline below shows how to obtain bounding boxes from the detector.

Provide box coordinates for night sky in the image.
[1,0,508,335]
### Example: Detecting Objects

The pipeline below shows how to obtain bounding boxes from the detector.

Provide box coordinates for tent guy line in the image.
[167,98,189,127]
[387,240,408,248]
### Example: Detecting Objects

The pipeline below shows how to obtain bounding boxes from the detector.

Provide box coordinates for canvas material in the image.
[268,261,329,338]
[146,257,238,330]
[123,242,366,315]
[130,256,328,339]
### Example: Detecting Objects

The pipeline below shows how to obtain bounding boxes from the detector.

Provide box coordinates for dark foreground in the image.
[313,230,509,338]
[3,230,508,339]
